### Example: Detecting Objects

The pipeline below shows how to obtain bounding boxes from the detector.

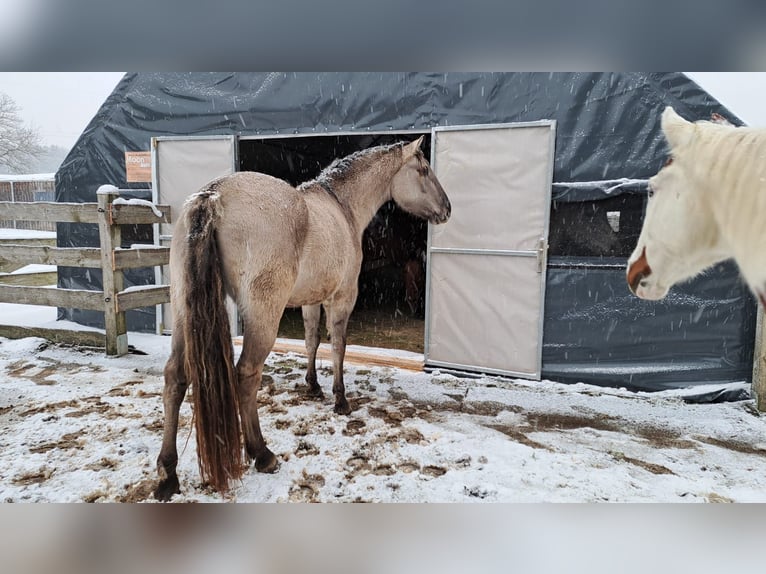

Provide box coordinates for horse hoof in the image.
[154,475,180,502]
[306,385,324,399]
[255,449,279,474]
[333,400,352,415]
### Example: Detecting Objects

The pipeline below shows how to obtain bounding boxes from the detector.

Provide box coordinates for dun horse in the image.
[155,137,451,500]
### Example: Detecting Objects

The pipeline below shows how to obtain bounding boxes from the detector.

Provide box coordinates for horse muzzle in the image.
[430,200,451,225]
[626,247,653,296]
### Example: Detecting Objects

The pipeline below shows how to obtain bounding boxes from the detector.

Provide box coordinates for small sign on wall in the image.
[125,151,152,182]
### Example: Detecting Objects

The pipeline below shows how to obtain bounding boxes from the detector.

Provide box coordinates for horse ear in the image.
[710,112,733,126]
[661,106,694,150]
[405,135,425,156]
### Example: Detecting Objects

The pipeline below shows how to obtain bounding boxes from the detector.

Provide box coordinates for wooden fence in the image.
[0,187,171,356]
[0,177,56,231]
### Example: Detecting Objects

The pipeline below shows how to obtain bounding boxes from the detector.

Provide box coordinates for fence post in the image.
[97,186,128,356]
[752,304,766,411]
[10,181,16,229]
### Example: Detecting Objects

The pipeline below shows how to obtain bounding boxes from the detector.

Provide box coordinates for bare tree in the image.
[0,92,44,173]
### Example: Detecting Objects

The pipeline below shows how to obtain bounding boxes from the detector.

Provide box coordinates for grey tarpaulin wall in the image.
[55,72,755,392]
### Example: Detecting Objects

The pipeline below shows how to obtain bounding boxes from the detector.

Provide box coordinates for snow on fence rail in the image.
[0,186,171,356]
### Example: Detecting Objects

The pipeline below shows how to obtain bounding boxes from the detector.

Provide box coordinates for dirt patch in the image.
[706,492,734,503]
[142,418,164,432]
[696,436,766,457]
[372,464,396,476]
[523,412,622,433]
[393,427,425,444]
[422,465,447,477]
[20,399,80,417]
[288,471,326,502]
[397,460,420,473]
[65,401,113,418]
[13,467,53,485]
[635,426,699,450]
[343,419,366,436]
[368,403,418,426]
[83,457,118,472]
[117,478,156,503]
[346,454,372,478]
[294,440,320,458]
[29,431,83,454]
[6,359,105,386]
[463,401,510,417]
[487,424,554,451]
[6,361,34,376]
[610,452,675,475]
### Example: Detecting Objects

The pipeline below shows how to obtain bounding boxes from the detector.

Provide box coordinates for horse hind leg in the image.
[236,280,292,473]
[154,333,189,501]
[302,304,324,398]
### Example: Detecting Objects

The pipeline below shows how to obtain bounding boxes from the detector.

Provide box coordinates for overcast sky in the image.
[0,72,765,150]
[0,72,124,149]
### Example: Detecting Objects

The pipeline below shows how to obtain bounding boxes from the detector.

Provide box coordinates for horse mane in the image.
[297,141,410,196]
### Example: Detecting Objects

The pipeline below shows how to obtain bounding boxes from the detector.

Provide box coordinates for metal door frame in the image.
[151,135,239,335]
[424,121,556,379]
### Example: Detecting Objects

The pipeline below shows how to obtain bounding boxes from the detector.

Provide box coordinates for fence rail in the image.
[0,188,171,356]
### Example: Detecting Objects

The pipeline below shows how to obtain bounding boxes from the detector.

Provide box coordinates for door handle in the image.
[536,237,548,273]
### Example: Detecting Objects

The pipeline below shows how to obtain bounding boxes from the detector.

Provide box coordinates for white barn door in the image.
[152,136,238,334]
[425,122,556,379]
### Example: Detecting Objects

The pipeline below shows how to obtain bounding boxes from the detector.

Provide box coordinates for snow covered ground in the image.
[1,312,765,503]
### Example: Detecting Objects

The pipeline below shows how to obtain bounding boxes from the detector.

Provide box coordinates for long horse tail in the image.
[179,187,243,492]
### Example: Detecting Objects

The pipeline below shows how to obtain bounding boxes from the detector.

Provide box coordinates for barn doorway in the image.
[238,133,430,353]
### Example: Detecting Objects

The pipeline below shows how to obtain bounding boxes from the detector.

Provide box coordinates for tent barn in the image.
[55,72,756,392]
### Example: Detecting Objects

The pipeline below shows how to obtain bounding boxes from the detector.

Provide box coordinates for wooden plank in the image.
[752,304,766,411]
[0,284,104,310]
[113,247,170,270]
[0,271,57,287]
[0,244,101,268]
[0,324,105,348]
[0,201,99,223]
[116,285,170,311]
[254,339,424,372]
[98,190,128,356]
[110,203,171,225]
[0,237,55,247]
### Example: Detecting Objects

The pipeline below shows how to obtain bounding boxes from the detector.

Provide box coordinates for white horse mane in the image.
[628,107,766,302]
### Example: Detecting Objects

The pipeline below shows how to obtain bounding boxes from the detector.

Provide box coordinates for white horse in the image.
[627,107,766,306]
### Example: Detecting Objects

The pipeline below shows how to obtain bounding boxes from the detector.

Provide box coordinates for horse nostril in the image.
[629,271,648,294]
[627,247,652,295]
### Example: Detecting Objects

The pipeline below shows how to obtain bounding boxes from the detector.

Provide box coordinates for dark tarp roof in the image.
[54,72,755,394]
[57,72,743,203]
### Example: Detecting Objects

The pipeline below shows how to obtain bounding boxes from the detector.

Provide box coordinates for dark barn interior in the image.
[238,134,430,351]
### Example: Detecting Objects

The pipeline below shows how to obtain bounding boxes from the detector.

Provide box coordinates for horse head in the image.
[626,107,728,299]
[390,136,451,225]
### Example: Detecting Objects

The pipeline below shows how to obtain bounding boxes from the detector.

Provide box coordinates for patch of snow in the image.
[0,264,56,276]
[111,197,163,218]
[0,315,764,502]
[120,284,163,294]
[0,229,56,240]
[0,174,55,182]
